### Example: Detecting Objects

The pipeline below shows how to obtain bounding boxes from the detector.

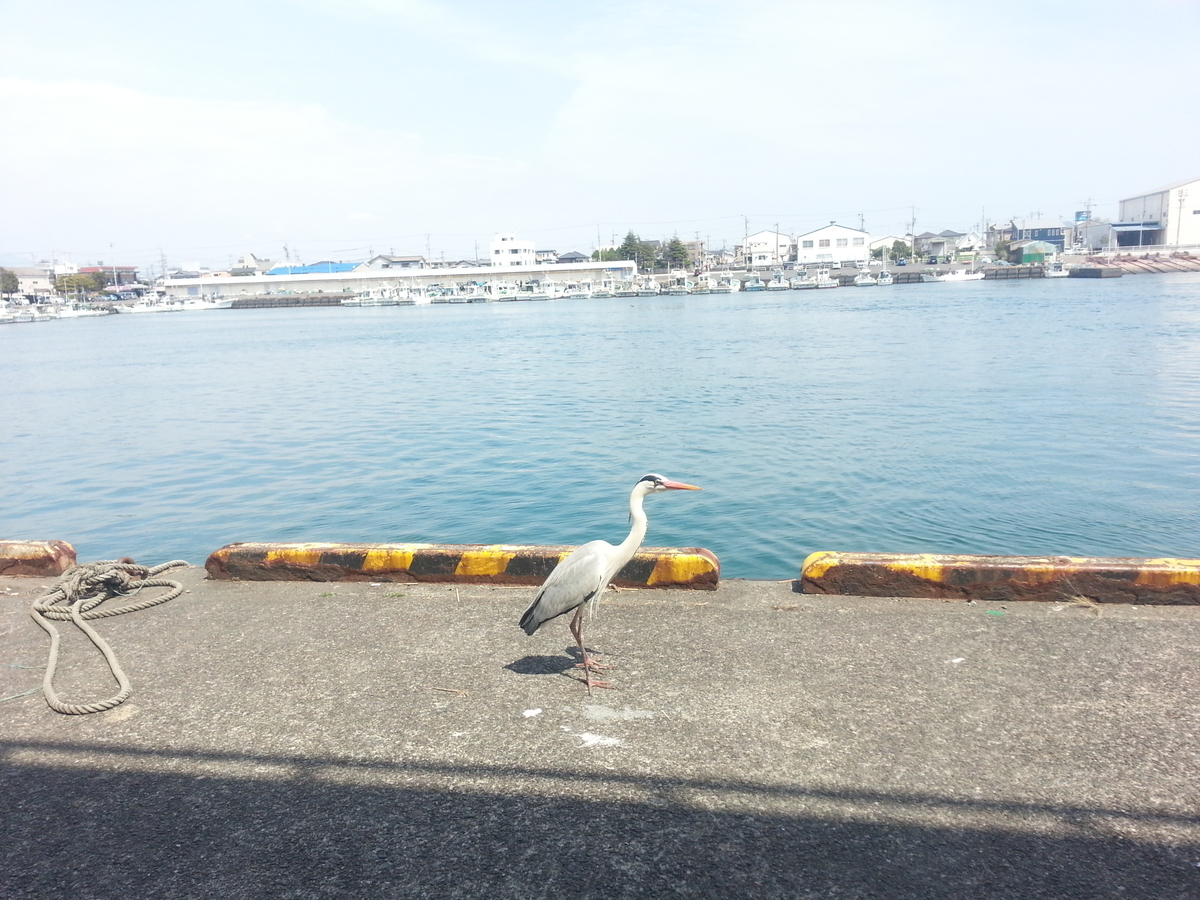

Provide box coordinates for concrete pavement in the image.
[3,569,1199,899]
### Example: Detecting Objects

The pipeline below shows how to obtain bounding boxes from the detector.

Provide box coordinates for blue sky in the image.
[2,0,1198,271]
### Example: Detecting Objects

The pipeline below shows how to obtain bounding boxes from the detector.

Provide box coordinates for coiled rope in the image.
[29,559,189,714]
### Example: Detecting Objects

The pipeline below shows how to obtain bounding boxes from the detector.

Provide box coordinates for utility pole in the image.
[1177,189,1188,247]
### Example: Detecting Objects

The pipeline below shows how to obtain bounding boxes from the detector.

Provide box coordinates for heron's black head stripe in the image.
[639,473,664,484]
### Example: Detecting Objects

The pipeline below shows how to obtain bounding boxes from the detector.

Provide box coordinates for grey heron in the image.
[518,473,702,692]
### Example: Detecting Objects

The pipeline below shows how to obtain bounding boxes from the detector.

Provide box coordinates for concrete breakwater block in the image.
[0,540,77,576]
[206,542,720,589]
[801,551,1200,604]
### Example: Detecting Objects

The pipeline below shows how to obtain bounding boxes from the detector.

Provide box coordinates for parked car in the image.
[895,258,907,266]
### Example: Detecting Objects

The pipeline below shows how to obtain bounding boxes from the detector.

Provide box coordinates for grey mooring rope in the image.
[29,559,189,715]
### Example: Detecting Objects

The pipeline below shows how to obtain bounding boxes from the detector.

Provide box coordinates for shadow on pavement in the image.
[3,739,1198,899]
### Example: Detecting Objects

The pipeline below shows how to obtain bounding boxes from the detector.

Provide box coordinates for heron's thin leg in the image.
[569,605,613,693]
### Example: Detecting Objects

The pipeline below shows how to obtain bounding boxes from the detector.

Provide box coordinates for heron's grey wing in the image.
[519,541,614,635]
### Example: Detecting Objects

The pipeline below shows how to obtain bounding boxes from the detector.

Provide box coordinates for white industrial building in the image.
[795,223,870,266]
[1116,176,1200,249]
[740,231,792,268]
[490,233,536,267]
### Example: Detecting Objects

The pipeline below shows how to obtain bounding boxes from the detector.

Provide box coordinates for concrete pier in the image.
[3,570,1198,898]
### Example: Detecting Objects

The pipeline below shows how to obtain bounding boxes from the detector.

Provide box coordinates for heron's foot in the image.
[574,655,614,672]
[583,673,616,693]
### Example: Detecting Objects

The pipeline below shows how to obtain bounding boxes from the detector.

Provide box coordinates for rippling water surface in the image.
[3,274,1199,577]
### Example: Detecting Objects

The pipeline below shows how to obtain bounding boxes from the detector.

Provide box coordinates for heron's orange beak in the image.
[661,480,702,491]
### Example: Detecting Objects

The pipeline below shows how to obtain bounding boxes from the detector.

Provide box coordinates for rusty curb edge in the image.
[204,542,721,589]
[801,551,1200,604]
[0,540,78,577]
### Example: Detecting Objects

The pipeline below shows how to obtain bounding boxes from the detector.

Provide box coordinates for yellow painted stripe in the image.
[455,546,518,577]
[883,554,945,582]
[1136,558,1200,587]
[361,547,419,573]
[264,546,325,566]
[646,552,716,586]
[800,551,840,580]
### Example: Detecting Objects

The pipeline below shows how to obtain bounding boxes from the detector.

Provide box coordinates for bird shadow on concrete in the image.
[503,653,577,676]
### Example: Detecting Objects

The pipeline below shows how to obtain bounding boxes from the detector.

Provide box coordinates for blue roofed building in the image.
[267,261,359,275]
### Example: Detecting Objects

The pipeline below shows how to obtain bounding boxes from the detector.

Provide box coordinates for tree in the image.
[665,236,689,269]
[56,272,107,296]
[591,248,623,261]
[889,240,912,261]
[0,267,17,298]
[613,230,661,271]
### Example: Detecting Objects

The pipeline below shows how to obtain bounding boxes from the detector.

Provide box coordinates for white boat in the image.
[813,269,839,289]
[744,276,766,292]
[115,299,185,313]
[692,276,717,294]
[921,269,985,283]
[664,275,693,295]
[876,270,894,286]
[180,297,235,311]
[636,278,661,296]
[54,302,112,318]
[766,271,789,291]
[562,281,592,300]
[485,281,519,301]
[853,271,878,286]
[592,279,616,298]
[1045,262,1069,278]
[614,280,638,297]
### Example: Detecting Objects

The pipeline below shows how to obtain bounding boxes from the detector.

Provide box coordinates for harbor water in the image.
[3,274,1199,579]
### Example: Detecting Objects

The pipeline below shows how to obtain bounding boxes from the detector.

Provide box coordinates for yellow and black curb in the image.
[801,551,1200,604]
[0,540,77,577]
[205,542,721,589]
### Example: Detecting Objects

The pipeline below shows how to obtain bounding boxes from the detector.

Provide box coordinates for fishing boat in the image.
[664,274,693,295]
[813,269,839,289]
[713,275,741,293]
[592,278,616,298]
[562,281,592,300]
[1044,262,1069,278]
[744,276,766,292]
[876,269,894,286]
[853,270,878,287]
[766,271,789,291]
[636,277,661,296]
[115,298,185,313]
[614,279,638,297]
[921,269,985,283]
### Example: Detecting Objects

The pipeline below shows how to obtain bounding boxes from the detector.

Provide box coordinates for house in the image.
[359,255,426,270]
[1011,218,1070,251]
[795,223,870,266]
[740,230,792,268]
[490,233,536,267]
[6,266,55,299]
[79,265,139,286]
[1115,176,1200,248]
[535,250,558,265]
[231,254,275,276]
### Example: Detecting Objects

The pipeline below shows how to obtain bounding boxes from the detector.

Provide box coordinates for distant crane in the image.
[518,474,702,692]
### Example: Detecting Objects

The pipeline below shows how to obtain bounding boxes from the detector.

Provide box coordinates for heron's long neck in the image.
[617,489,649,561]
